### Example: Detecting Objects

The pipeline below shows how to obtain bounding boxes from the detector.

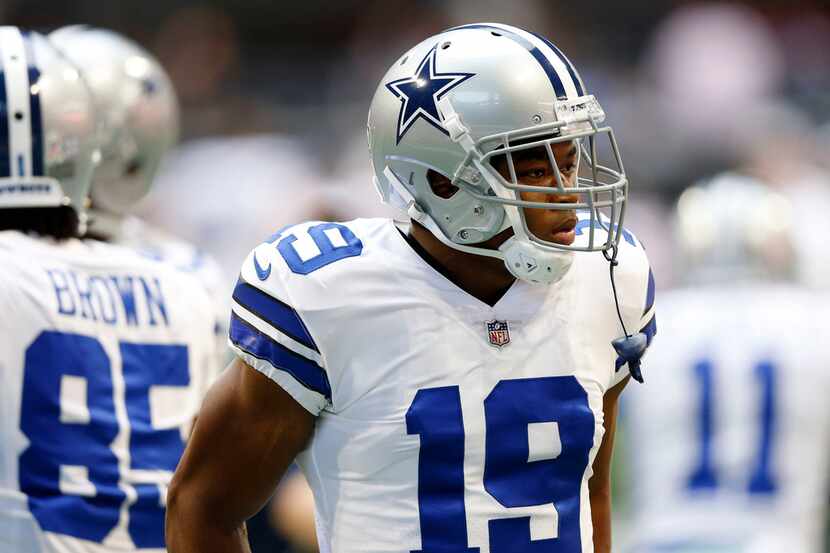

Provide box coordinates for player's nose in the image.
[546,191,579,204]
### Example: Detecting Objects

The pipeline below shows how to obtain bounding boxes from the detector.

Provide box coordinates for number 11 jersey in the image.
[229,217,655,553]
[623,284,830,553]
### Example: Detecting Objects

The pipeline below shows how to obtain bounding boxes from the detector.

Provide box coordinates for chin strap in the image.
[604,243,646,383]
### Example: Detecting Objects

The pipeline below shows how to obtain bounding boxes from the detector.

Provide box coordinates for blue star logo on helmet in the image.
[385,45,474,144]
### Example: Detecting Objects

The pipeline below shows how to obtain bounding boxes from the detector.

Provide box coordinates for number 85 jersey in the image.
[229,218,655,553]
[0,231,217,553]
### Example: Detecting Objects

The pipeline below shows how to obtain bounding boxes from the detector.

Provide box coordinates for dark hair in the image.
[0,207,80,239]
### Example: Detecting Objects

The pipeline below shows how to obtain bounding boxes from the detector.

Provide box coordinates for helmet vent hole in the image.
[13,111,23,121]
[491,31,502,37]
[124,159,142,176]
[441,41,451,50]
[400,56,408,65]
[426,169,459,199]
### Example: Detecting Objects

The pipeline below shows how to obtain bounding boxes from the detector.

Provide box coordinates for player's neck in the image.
[408,221,515,306]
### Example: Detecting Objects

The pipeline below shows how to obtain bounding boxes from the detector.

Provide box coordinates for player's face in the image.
[491,140,579,246]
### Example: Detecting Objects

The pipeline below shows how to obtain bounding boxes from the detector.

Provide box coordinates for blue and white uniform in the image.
[624,284,830,553]
[229,217,655,553]
[0,231,217,553]
[112,215,230,369]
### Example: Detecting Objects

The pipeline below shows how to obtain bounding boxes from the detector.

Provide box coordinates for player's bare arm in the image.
[166,358,314,553]
[165,24,654,553]
[590,377,629,553]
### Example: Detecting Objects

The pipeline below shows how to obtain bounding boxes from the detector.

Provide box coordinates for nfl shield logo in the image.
[486,320,510,348]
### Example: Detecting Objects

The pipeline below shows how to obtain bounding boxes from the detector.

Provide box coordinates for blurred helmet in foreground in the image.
[368,23,628,284]
[675,173,795,282]
[49,25,179,224]
[0,27,98,221]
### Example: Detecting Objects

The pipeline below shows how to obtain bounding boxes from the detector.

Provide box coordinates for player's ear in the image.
[426,169,459,199]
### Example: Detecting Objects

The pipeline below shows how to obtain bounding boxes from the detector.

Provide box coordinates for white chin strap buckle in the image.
[437,97,477,152]
[499,237,574,284]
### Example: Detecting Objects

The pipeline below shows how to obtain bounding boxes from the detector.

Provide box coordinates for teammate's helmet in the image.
[368,23,628,284]
[49,26,179,223]
[0,27,98,217]
[675,173,795,282]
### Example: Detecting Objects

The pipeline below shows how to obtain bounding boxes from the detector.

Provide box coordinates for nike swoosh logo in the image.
[253,252,272,281]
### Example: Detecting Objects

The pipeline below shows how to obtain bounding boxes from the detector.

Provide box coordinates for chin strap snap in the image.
[437,97,477,152]
[604,243,646,383]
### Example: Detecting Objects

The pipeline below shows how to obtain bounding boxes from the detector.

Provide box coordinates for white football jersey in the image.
[228,217,655,553]
[111,215,230,370]
[0,231,217,553]
[623,284,830,553]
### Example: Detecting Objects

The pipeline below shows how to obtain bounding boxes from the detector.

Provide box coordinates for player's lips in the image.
[549,215,578,245]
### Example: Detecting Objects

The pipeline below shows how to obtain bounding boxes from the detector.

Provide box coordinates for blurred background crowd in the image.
[7,0,829,551]
[9,0,830,294]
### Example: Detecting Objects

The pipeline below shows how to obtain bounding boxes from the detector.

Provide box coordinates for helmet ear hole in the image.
[426,169,459,199]
[124,158,142,177]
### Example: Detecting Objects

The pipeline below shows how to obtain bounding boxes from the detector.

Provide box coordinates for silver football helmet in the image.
[675,173,795,282]
[49,25,179,234]
[0,27,98,218]
[368,23,628,284]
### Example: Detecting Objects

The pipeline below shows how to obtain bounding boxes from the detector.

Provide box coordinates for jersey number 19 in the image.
[407,375,595,553]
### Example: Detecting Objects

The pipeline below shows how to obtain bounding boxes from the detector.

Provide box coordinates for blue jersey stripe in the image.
[0,71,10,178]
[232,279,319,352]
[22,33,43,176]
[529,31,585,96]
[641,314,657,346]
[644,268,656,315]
[448,24,567,99]
[229,313,331,399]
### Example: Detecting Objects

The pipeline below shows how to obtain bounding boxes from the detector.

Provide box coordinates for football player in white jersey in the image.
[167,24,656,553]
[623,174,830,553]
[0,27,217,552]
[48,26,229,364]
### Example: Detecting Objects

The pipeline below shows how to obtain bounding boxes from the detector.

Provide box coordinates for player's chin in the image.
[549,229,576,246]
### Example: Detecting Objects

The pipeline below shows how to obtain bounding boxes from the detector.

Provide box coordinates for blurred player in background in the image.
[49,25,229,367]
[50,26,320,551]
[0,26,217,552]
[168,23,656,553]
[623,174,830,553]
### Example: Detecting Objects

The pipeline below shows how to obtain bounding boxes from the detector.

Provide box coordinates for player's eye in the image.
[519,167,548,180]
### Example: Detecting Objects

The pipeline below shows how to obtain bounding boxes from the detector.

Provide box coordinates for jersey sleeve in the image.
[610,238,657,387]
[228,241,331,415]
